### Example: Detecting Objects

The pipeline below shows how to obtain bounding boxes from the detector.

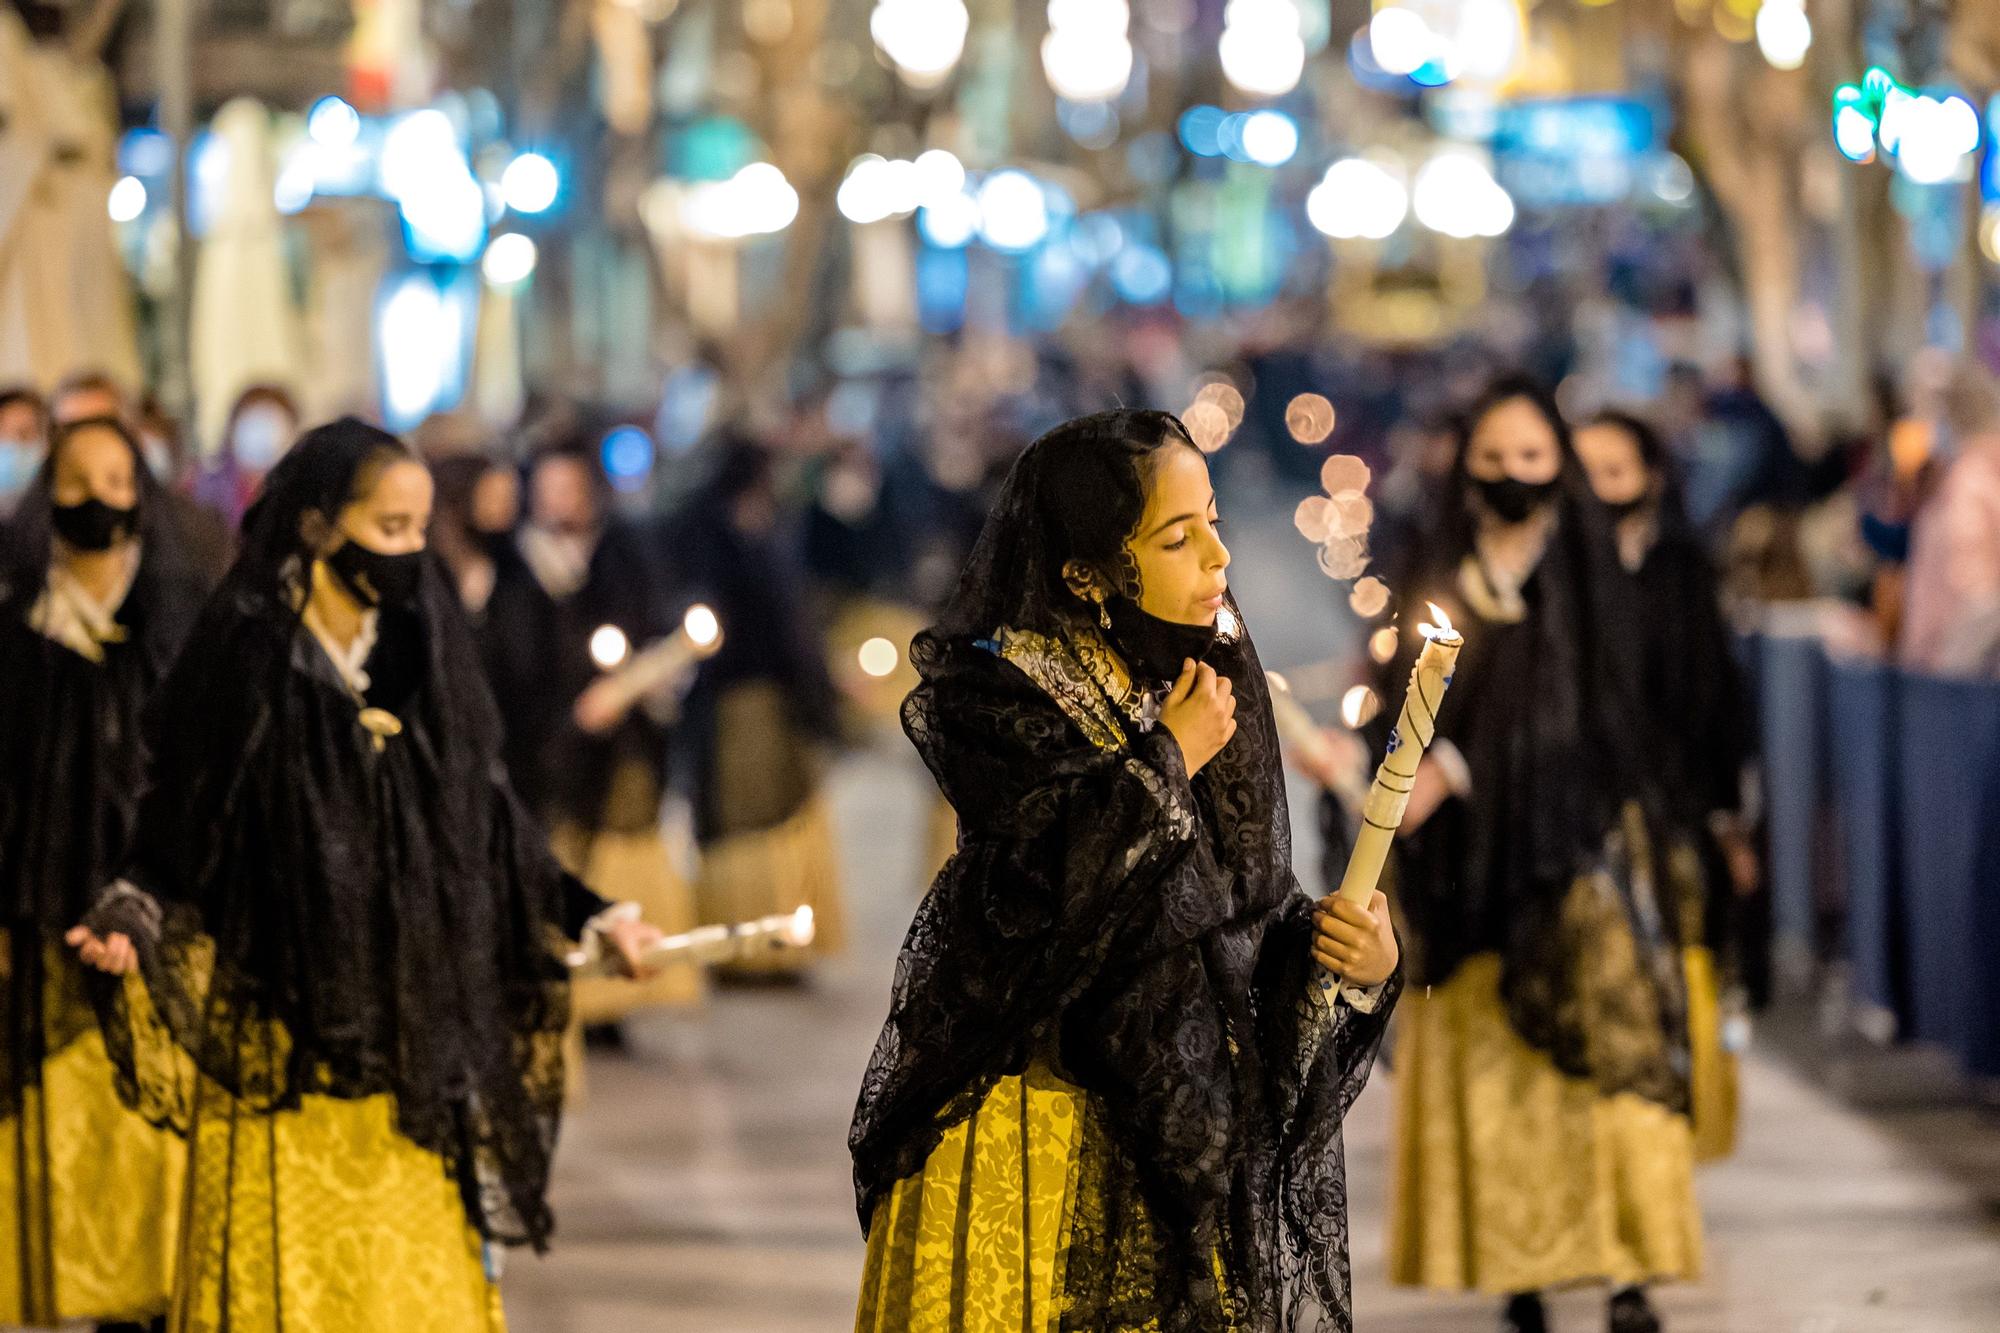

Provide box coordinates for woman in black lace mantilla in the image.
[850,409,1401,1332]
[68,419,662,1331]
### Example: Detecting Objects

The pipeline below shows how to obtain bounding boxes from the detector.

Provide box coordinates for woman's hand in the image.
[1311,889,1398,988]
[572,677,629,735]
[604,916,665,979]
[65,925,137,975]
[1162,658,1236,776]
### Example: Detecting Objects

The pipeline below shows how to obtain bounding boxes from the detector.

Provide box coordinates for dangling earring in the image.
[1097,596,1112,631]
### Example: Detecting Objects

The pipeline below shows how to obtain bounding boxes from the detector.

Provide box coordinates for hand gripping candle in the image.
[1332,601,1463,907]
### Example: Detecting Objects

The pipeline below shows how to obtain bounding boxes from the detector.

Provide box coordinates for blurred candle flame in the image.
[684,603,722,648]
[858,636,901,678]
[589,624,631,669]
[786,904,817,948]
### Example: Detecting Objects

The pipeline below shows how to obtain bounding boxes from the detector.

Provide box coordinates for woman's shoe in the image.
[1609,1286,1663,1333]
[1502,1291,1548,1333]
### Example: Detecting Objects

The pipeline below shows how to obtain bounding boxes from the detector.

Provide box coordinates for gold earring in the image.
[1097,597,1111,631]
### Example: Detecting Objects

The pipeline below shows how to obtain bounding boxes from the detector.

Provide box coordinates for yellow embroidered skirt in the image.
[551,820,705,1027]
[1387,953,1704,1295]
[172,1087,505,1333]
[857,1061,1091,1332]
[0,1027,184,1325]
[696,792,849,973]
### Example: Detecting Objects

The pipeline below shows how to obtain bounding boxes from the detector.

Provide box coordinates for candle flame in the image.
[683,603,722,649]
[1419,601,1456,640]
[589,624,630,669]
[787,904,817,948]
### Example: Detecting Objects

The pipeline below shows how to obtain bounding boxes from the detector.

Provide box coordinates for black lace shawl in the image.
[1379,379,1688,1111]
[0,421,208,1117]
[850,412,1398,1331]
[83,420,605,1250]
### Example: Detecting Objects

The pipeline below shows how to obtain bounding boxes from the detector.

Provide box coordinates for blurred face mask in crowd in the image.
[1465,396,1563,525]
[232,404,297,473]
[1574,422,1653,518]
[0,439,40,513]
[50,423,140,551]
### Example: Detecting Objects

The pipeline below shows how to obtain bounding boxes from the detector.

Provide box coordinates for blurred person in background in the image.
[47,371,125,431]
[0,386,47,520]
[0,416,210,1332]
[483,442,703,1047]
[666,435,847,979]
[1578,408,1753,1161]
[1899,361,2000,678]
[1380,376,1702,1333]
[194,384,300,528]
[49,372,233,582]
[427,452,519,621]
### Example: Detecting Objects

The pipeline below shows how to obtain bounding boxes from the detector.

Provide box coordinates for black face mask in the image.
[1103,594,1219,687]
[475,527,514,563]
[52,497,137,551]
[327,539,424,609]
[1604,495,1650,521]
[1475,476,1560,524]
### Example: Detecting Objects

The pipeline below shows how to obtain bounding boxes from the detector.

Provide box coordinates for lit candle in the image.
[566,905,816,976]
[573,604,724,731]
[1332,602,1463,907]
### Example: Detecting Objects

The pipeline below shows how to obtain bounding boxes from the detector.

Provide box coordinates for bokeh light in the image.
[1286,393,1336,444]
[1349,576,1391,618]
[858,637,901,677]
[1319,454,1372,496]
[1369,626,1401,663]
[1341,684,1382,729]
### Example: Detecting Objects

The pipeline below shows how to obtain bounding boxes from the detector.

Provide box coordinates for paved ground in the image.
[503,486,2000,1332]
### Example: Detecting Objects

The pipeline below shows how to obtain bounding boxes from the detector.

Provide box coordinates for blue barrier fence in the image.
[1759,632,2000,1081]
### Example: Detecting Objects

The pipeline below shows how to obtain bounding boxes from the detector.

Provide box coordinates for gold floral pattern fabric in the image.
[1388,953,1703,1295]
[0,1027,183,1325]
[857,1061,1087,1332]
[171,1087,505,1333]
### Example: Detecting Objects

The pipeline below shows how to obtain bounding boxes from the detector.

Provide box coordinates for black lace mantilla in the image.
[81,421,603,1251]
[851,615,1396,1331]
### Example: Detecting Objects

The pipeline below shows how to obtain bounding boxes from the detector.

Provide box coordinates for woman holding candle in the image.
[667,438,849,976]
[0,417,208,1329]
[67,419,661,1331]
[851,410,1401,1332]
[1380,377,1697,1333]
[482,443,703,1042]
[1577,409,1753,1162]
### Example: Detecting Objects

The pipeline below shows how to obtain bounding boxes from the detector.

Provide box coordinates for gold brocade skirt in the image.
[172,1088,505,1333]
[856,1061,1089,1333]
[1684,945,1739,1164]
[0,1028,184,1325]
[551,820,705,1027]
[696,792,849,973]
[1387,954,1705,1295]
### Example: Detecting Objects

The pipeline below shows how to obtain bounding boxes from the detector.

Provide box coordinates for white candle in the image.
[1333,602,1463,907]
[573,604,724,730]
[566,905,816,976]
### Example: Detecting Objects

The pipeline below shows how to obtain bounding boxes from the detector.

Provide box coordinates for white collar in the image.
[29,545,140,662]
[303,601,381,695]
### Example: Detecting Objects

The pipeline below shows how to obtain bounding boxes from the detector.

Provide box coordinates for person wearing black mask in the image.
[0,416,210,1331]
[1577,409,1753,1158]
[1377,378,1699,1333]
[851,410,1400,1332]
[482,443,703,1048]
[67,419,664,1329]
